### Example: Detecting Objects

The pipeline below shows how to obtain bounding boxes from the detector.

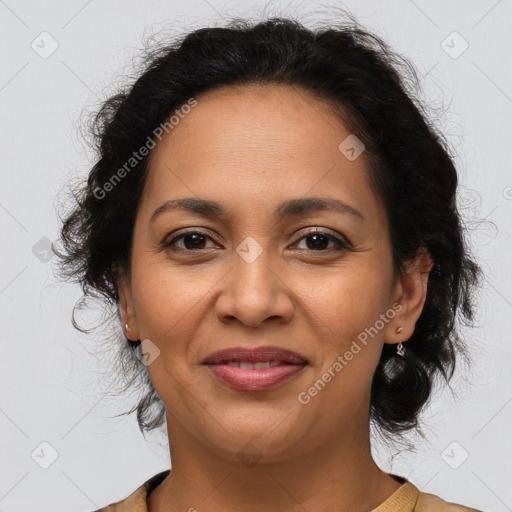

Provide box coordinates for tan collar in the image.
[100,475,423,511]
[372,482,420,511]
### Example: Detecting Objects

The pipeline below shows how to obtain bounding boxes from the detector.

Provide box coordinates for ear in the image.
[116,266,140,341]
[383,248,434,346]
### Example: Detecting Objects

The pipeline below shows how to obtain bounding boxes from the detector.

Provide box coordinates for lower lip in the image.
[205,363,307,391]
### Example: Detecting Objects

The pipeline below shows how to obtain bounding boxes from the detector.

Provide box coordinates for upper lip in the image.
[203,345,308,365]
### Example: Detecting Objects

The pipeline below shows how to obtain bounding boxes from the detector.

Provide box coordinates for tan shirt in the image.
[95,470,483,512]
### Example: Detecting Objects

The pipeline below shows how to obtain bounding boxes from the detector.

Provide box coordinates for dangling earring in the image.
[125,323,131,332]
[395,326,405,356]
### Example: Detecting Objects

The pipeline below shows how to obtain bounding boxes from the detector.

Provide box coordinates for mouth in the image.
[203,345,308,365]
[203,345,308,392]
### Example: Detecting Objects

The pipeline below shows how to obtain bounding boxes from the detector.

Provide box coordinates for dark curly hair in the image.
[53,10,483,446]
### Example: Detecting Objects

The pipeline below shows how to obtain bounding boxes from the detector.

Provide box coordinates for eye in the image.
[162,228,351,253]
[163,230,218,251]
[291,229,350,252]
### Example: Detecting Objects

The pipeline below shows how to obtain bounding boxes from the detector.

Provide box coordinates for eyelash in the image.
[162,228,351,254]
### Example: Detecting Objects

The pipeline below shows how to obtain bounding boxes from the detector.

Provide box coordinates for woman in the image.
[54,11,484,512]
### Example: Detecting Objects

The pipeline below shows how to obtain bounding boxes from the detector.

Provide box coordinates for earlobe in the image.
[117,268,140,341]
[384,249,433,346]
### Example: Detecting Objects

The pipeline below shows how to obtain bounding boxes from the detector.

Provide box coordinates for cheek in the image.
[130,254,212,340]
[301,264,390,392]
[302,265,388,338]
[130,262,205,405]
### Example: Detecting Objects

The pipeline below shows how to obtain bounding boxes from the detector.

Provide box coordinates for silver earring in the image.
[396,326,405,356]
[125,323,131,332]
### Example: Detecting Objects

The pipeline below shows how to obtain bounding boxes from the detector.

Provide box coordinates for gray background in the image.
[0,0,511,511]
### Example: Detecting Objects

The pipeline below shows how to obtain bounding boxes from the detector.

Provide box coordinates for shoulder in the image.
[416,490,484,512]
[93,485,147,512]
[93,470,170,512]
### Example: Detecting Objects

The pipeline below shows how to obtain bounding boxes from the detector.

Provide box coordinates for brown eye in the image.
[162,228,350,254]
[292,230,350,252]
[164,231,217,251]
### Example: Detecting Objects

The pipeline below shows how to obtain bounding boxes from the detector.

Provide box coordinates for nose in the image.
[214,246,295,328]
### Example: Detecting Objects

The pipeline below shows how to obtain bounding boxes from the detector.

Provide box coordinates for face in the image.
[118,84,431,463]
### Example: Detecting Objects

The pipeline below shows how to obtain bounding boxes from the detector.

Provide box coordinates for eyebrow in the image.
[149,196,366,224]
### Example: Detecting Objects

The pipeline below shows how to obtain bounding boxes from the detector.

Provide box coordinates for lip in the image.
[202,345,308,365]
[206,363,307,392]
[203,345,308,392]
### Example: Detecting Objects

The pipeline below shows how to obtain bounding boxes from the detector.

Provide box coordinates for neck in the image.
[147,415,402,512]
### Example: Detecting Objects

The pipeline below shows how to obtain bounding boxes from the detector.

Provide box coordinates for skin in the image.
[117,83,433,512]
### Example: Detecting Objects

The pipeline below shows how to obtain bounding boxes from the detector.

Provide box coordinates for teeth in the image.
[254,361,270,369]
[223,360,284,369]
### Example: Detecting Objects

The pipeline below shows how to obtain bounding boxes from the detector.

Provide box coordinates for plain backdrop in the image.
[1,1,511,511]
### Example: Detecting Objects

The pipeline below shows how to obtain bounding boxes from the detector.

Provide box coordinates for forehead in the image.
[140,84,385,229]
[149,83,352,167]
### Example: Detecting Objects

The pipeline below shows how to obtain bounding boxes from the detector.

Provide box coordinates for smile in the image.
[205,361,307,391]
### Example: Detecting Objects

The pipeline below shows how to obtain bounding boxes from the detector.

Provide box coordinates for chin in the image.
[199,412,309,463]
